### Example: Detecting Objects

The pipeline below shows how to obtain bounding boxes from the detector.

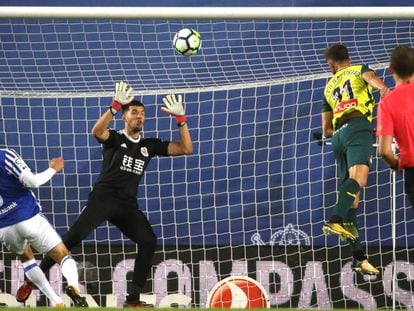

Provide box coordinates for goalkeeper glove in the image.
[110,81,135,115]
[161,94,187,127]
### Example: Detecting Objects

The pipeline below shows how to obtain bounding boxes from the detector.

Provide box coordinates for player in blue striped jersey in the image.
[0,148,87,307]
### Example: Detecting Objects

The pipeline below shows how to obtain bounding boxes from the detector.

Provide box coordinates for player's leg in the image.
[19,245,64,307]
[110,206,157,307]
[323,118,375,245]
[342,121,378,275]
[17,190,111,303]
[15,214,87,306]
[26,214,88,306]
[41,193,110,273]
[330,163,368,228]
[343,168,379,275]
[45,195,113,306]
[404,168,414,209]
[32,212,96,275]
[343,163,369,247]
[46,243,77,285]
[322,125,358,241]
[1,219,64,307]
[46,243,88,307]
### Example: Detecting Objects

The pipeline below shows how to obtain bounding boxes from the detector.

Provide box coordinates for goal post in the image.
[0,7,413,309]
[1,6,414,19]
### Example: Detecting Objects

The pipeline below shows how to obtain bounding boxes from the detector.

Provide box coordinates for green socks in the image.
[343,208,363,254]
[333,178,361,219]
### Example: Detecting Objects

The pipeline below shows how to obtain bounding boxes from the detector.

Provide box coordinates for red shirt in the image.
[377,82,414,169]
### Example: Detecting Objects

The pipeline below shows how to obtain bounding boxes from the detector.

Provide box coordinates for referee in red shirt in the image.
[377,45,414,208]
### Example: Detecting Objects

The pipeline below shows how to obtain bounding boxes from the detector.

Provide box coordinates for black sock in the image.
[329,215,343,223]
[353,250,366,261]
[127,283,141,302]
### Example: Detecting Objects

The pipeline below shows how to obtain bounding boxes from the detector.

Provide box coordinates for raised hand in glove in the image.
[110,81,135,115]
[161,94,187,126]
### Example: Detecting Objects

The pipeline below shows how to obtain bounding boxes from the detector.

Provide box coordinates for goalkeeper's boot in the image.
[123,300,153,308]
[322,222,356,242]
[65,285,88,307]
[16,280,37,303]
[351,259,380,276]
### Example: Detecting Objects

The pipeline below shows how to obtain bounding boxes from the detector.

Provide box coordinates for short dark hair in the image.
[121,99,144,114]
[324,43,350,62]
[390,45,414,79]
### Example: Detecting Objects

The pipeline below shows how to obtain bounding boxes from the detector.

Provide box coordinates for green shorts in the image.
[331,117,375,183]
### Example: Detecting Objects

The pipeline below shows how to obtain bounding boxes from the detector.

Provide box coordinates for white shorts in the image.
[0,213,62,255]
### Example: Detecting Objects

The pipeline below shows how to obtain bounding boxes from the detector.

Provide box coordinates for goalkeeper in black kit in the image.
[16,81,194,307]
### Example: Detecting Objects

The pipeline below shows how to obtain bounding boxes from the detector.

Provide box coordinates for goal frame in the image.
[1,6,414,19]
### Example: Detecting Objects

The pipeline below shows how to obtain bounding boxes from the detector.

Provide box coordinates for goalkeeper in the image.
[16,81,194,307]
[320,43,389,276]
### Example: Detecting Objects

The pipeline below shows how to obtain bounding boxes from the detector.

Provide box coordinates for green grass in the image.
[0,308,369,311]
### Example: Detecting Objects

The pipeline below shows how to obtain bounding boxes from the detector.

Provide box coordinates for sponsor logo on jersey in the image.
[14,157,27,170]
[120,155,145,175]
[0,201,17,215]
[120,143,127,149]
[206,276,269,308]
[334,98,358,115]
[140,147,149,157]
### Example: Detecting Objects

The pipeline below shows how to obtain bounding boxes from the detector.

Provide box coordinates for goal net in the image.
[0,8,413,308]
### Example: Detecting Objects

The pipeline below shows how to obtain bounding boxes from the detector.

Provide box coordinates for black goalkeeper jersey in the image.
[93,129,169,199]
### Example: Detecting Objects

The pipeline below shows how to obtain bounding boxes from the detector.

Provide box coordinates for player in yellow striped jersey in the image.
[320,43,389,276]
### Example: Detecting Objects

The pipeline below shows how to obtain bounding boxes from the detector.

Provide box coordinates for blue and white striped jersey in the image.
[0,148,40,228]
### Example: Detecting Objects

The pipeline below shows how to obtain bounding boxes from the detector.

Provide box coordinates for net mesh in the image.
[0,17,413,308]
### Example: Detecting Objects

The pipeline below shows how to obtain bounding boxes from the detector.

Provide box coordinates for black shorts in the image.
[404,167,414,208]
[331,117,375,183]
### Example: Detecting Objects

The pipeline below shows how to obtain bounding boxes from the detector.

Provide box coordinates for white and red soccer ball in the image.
[206,276,270,308]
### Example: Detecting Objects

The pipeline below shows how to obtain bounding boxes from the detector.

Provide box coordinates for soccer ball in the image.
[173,28,201,56]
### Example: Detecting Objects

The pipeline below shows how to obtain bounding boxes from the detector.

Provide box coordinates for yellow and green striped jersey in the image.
[322,64,376,128]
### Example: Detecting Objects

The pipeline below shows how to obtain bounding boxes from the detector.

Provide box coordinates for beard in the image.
[130,125,142,133]
[128,120,143,133]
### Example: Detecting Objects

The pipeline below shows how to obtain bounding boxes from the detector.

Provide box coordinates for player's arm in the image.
[23,157,64,188]
[161,94,194,156]
[6,148,65,188]
[321,97,334,138]
[322,111,334,138]
[91,110,113,142]
[168,122,193,156]
[362,70,390,98]
[92,81,134,142]
[378,135,400,170]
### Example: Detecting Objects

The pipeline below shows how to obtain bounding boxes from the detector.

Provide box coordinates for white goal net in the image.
[0,8,413,308]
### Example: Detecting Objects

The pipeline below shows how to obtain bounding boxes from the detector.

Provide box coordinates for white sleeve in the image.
[4,148,57,188]
[20,167,57,188]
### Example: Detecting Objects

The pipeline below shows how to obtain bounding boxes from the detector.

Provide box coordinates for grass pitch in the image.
[0,309,359,311]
